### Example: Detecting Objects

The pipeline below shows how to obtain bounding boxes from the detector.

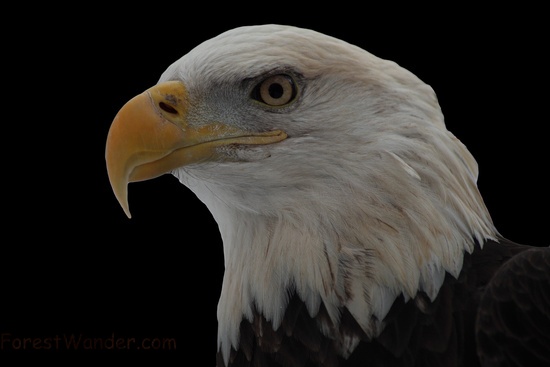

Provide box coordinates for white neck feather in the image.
[174,128,497,361]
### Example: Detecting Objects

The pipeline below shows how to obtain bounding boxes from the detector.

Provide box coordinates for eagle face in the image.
[106,24,501,365]
[153,25,450,217]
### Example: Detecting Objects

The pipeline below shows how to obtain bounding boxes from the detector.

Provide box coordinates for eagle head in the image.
[105,24,497,363]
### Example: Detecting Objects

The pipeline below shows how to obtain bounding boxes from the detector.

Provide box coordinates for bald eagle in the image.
[105,25,549,366]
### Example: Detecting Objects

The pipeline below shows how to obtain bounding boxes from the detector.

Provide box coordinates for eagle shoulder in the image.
[476,242,550,367]
[217,238,545,367]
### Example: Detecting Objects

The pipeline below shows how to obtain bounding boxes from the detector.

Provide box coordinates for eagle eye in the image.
[252,74,297,106]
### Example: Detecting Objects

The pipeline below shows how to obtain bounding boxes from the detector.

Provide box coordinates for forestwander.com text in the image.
[1,332,176,351]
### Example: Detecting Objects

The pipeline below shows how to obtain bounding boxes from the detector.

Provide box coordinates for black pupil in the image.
[268,83,284,99]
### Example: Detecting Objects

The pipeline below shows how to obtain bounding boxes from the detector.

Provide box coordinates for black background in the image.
[3,6,548,365]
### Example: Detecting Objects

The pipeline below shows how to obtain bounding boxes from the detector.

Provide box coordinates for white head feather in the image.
[159,25,497,362]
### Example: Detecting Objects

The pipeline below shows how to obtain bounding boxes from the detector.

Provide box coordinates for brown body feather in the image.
[476,245,550,367]
[217,238,548,367]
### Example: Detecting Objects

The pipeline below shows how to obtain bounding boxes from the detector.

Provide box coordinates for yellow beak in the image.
[105,81,287,218]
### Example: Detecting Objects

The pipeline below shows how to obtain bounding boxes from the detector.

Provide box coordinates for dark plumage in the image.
[476,246,550,366]
[218,238,548,367]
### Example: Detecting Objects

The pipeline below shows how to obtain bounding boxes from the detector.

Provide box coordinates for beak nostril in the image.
[159,102,178,114]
